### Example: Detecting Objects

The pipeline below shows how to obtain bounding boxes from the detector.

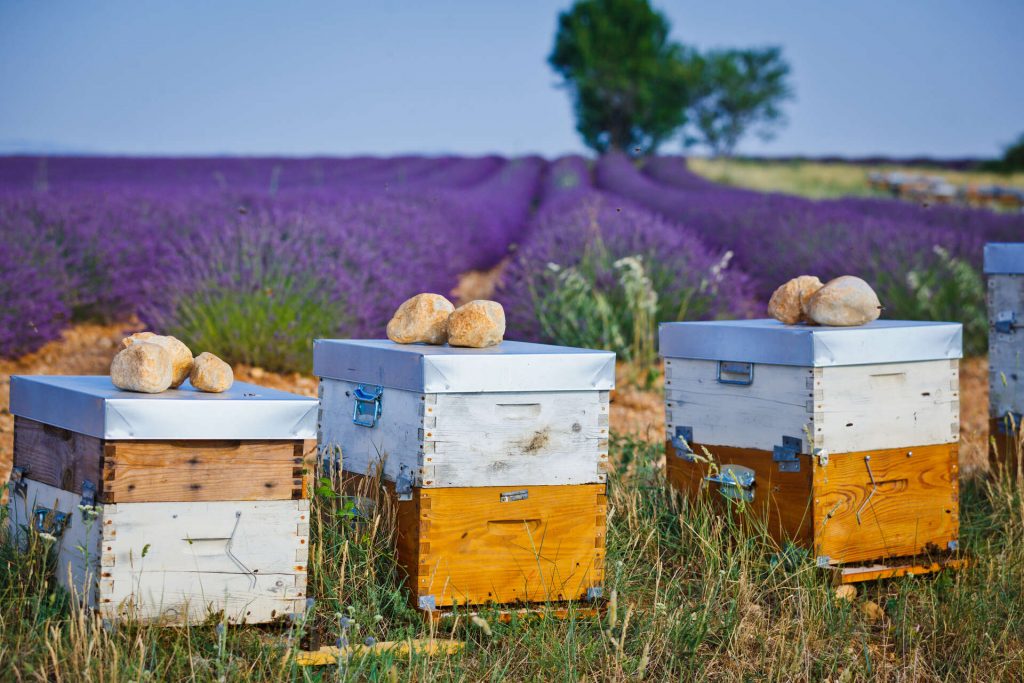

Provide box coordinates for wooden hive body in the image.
[7,376,318,624]
[315,340,615,610]
[985,244,1024,468]
[660,320,963,570]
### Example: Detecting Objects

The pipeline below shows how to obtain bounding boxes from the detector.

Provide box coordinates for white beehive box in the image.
[660,320,962,455]
[8,376,318,624]
[985,243,1024,422]
[313,340,615,489]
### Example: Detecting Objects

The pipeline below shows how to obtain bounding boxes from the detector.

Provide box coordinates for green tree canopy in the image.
[1000,132,1024,171]
[548,0,696,155]
[687,47,793,156]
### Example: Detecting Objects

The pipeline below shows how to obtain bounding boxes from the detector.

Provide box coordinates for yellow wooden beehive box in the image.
[314,339,614,611]
[659,320,964,582]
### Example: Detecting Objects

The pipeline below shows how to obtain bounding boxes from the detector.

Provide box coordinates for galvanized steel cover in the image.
[984,243,1024,274]
[10,375,318,440]
[659,319,962,367]
[313,339,616,393]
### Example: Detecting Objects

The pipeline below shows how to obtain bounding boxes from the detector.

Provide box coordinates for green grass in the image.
[2,437,1023,681]
[688,157,1024,200]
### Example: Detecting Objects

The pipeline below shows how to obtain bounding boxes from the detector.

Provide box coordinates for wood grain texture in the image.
[13,416,104,495]
[665,358,958,454]
[813,443,959,565]
[341,473,605,609]
[665,441,814,546]
[988,416,1024,473]
[103,440,304,503]
[320,378,608,488]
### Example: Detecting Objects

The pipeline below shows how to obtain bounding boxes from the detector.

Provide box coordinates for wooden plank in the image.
[321,379,606,488]
[295,639,465,667]
[664,441,814,546]
[815,360,959,452]
[813,443,959,565]
[988,416,1024,473]
[832,557,969,584]
[103,440,303,503]
[100,570,305,624]
[102,499,308,575]
[412,484,605,608]
[9,479,104,608]
[13,416,104,495]
[664,359,814,452]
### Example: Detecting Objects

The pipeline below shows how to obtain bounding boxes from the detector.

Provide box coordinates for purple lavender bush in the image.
[499,187,755,363]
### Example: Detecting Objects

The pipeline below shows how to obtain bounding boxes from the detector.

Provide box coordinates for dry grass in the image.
[687,157,1024,200]
[2,434,1023,681]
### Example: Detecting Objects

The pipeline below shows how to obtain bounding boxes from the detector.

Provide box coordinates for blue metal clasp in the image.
[671,426,697,462]
[34,507,71,537]
[717,361,754,386]
[773,435,803,473]
[352,384,383,428]
[995,310,1017,334]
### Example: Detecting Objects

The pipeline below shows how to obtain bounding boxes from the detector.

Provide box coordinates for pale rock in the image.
[123,332,194,388]
[110,342,173,393]
[860,600,886,622]
[386,293,455,345]
[834,585,857,603]
[190,352,234,393]
[767,275,824,324]
[806,276,882,327]
[447,300,506,348]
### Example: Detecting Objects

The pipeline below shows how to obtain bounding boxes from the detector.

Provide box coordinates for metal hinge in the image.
[81,479,97,510]
[9,466,27,498]
[671,426,697,462]
[395,466,414,502]
[352,384,383,427]
[500,489,528,502]
[704,464,755,502]
[417,595,436,611]
[995,310,1017,334]
[816,555,832,568]
[773,436,803,473]
[586,586,603,601]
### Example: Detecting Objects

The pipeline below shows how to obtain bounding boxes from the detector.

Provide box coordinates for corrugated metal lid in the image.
[984,243,1024,274]
[659,319,962,367]
[313,339,616,393]
[10,375,318,440]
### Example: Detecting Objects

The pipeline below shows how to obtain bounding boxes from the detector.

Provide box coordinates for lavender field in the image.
[2,154,1020,367]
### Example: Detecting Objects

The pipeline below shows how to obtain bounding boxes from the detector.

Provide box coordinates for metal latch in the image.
[9,466,27,498]
[717,361,754,386]
[352,384,383,427]
[34,506,71,538]
[704,464,755,502]
[500,489,528,502]
[995,310,1017,334]
[671,426,697,461]
[395,467,414,502]
[417,595,436,611]
[586,586,603,600]
[81,479,97,510]
[773,436,802,473]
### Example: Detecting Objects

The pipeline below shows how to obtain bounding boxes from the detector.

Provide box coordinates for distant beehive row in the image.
[867,171,1024,210]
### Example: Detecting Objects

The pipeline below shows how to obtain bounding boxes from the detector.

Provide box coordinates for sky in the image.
[1,0,1022,158]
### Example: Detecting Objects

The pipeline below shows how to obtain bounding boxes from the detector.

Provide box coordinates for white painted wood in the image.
[664,357,958,454]
[7,480,307,625]
[318,378,608,487]
[665,359,814,452]
[988,274,1024,416]
[9,479,103,607]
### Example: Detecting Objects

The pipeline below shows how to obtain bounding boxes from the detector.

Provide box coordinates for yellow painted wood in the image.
[294,639,465,666]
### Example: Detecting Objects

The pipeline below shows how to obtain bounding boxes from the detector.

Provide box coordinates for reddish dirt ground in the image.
[0,322,992,486]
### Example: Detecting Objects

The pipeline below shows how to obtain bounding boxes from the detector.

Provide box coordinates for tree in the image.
[549,0,697,155]
[1000,132,1024,172]
[686,47,793,156]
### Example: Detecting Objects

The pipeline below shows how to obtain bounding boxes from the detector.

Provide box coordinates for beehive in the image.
[660,320,963,581]
[314,339,614,610]
[7,376,318,624]
[984,243,1024,467]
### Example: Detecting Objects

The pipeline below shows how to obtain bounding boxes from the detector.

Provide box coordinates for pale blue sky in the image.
[1,0,1021,158]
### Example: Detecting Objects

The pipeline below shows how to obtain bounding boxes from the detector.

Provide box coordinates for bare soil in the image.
[0,323,992,485]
